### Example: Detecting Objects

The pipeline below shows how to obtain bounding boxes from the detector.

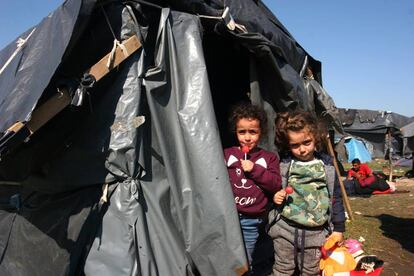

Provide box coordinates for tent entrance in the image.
[203,34,251,148]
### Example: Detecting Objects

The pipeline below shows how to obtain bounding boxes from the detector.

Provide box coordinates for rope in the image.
[101,6,117,41]
[106,39,128,68]
[100,6,129,68]
[198,7,247,34]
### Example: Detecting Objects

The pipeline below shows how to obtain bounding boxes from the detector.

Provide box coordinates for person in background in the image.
[346,158,375,187]
[268,111,346,275]
[224,102,281,267]
[347,158,394,194]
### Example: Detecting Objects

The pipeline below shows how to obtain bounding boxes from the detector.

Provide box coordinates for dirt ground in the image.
[345,177,414,275]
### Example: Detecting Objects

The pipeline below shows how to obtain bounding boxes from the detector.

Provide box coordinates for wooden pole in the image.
[387,129,393,182]
[326,136,354,221]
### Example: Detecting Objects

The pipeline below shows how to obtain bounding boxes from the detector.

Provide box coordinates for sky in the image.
[0,0,413,117]
[263,0,414,117]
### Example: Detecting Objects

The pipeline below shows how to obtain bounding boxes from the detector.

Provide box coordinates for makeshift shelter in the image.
[401,121,414,158]
[401,121,414,173]
[0,1,340,275]
[336,137,372,163]
[338,108,413,159]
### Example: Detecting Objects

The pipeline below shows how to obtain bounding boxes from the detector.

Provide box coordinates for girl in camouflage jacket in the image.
[268,111,346,275]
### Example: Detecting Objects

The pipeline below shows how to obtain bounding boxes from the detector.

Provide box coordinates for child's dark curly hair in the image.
[228,102,268,135]
[274,111,327,154]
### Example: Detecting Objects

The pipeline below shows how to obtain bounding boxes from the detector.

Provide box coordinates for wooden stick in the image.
[326,136,354,221]
[387,129,393,181]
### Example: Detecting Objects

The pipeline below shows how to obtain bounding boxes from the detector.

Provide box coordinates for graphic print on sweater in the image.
[227,154,268,206]
[224,146,281,216]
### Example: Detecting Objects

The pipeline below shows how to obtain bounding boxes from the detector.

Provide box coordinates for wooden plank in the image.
[0,35,142,157]
[23,35,141,134]
[87,35,141,82]
[27,88,71,133]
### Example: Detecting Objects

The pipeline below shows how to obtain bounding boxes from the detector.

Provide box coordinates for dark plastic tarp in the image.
[0,0,336,275]
[401,121,414,157]
[338,108,414,158]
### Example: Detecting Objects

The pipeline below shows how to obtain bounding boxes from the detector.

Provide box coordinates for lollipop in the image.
[241,146,250,160]
[285,186,293,194]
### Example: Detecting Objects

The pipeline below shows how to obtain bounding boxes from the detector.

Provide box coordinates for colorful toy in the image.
[344,238,384,275]
[320,235,357,276]
[344,239,364,258]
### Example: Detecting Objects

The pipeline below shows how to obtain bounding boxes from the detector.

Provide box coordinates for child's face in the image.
[287,129,316,161]
[236,118,261,151]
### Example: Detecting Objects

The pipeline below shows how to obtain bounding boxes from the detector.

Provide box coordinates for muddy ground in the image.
[345,177,414,275]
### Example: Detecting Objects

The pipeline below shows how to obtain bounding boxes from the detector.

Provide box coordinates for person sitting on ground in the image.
[346,158,375,187]
[347,158,393,194]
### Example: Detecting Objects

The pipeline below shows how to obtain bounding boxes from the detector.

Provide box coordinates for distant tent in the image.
[334,136,373,164]
[401,121,414,157]
[338,108,414,158]
[344,137,372,163]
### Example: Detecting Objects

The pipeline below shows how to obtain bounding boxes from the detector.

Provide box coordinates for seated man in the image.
[347,158,375,187]
[347,158,391,194]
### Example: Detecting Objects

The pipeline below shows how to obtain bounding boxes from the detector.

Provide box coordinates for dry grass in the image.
[342,158,414,275]
[342,158,410,177]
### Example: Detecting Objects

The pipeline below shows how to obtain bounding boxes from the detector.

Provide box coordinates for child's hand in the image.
[273,190,286,205]
[240,159,254,172]
[326,231,344,245]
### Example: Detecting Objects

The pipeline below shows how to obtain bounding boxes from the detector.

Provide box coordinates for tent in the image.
[0,0,339,275]
[338,108,414,159]
[343,137,372,163]
[401,121,414,157]
[401,121,414,172]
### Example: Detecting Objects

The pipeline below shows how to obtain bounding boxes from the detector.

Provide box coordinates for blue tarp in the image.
[345,138,372,163]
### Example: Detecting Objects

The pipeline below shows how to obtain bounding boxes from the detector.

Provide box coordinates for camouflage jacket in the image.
[268,152,346,232]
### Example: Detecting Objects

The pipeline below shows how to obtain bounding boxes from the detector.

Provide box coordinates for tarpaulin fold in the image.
[143,9,246,274]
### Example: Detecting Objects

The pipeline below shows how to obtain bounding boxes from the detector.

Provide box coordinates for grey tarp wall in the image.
[401,121,414,157]
[0,0,336,275]
[338,108,414,158]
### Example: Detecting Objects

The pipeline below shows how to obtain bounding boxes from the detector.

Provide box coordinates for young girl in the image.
[224,102,281,265]
[268,111,346,275]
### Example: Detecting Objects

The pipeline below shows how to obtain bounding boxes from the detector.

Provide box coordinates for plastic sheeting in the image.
[303,76,343,132]
[0,0,338,275]
[0,186,102,275]
[401,121,414,157]
[344,138,372,163]
[0,0,94,134]
[338,108,414,158]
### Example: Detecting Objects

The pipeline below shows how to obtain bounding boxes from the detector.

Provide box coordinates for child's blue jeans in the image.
[239,215,263,264]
